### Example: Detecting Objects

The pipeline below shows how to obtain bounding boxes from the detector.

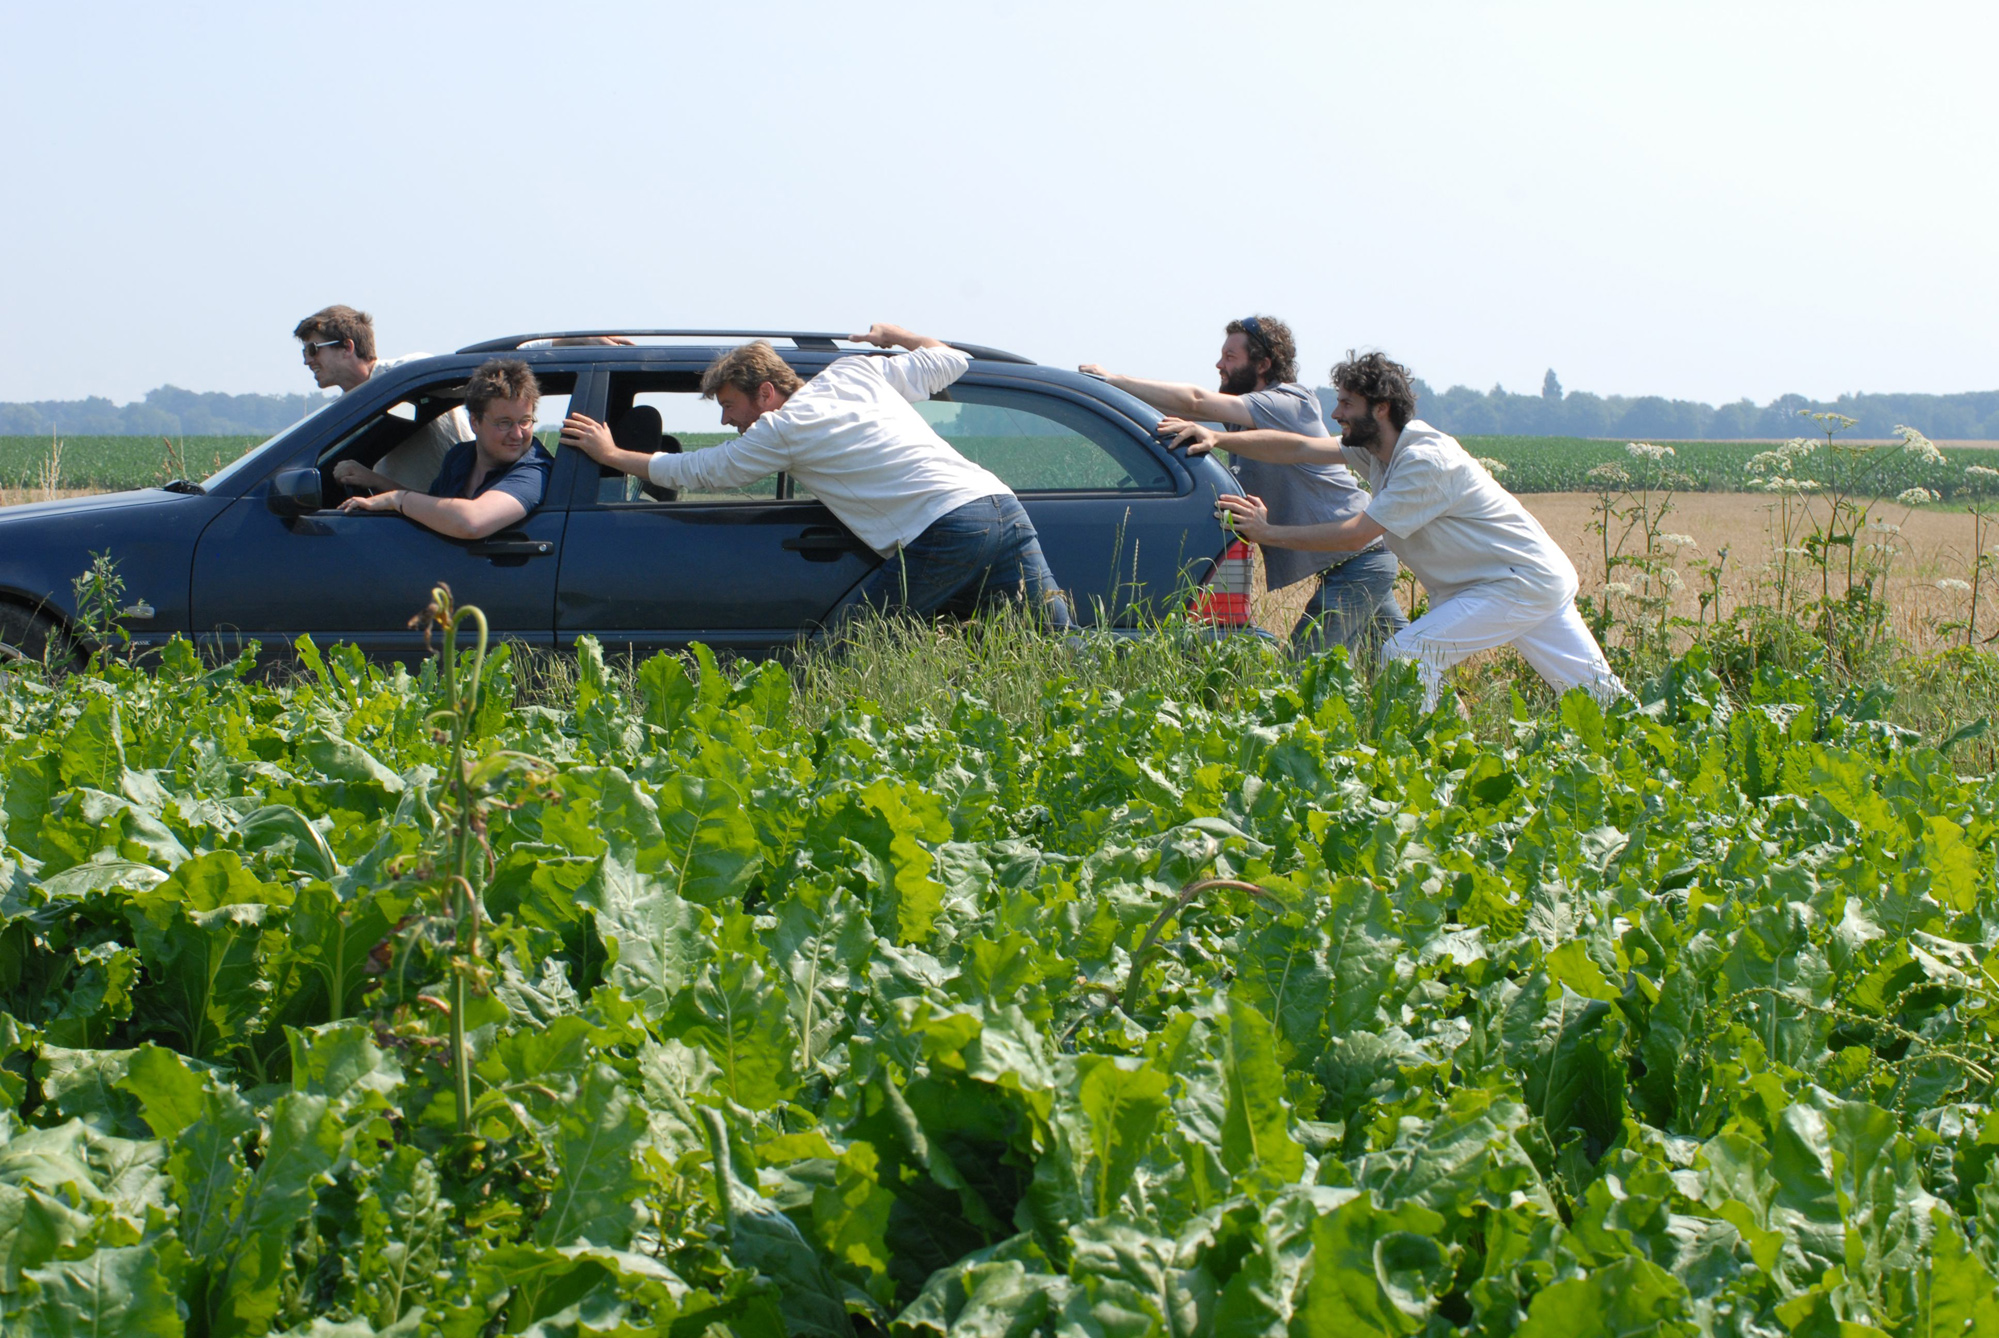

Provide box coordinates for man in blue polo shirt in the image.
[337,358,552,540]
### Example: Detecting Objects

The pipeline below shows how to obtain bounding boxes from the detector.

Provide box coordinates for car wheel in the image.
[0,604,79,669]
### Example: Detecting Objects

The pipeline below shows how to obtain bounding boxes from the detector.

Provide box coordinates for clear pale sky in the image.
[3,1,1994,414]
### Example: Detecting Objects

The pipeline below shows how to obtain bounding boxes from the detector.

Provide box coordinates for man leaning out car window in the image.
[337,359,553,540]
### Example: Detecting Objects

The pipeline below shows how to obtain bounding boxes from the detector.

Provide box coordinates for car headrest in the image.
[611,404,663,456]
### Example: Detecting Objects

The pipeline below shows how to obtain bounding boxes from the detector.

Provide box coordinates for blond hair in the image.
[700,342,805,400]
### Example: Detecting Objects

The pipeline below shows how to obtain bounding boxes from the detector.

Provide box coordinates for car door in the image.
[555,365,879,656]
[188,368,578,660]
[917,378,1216,626]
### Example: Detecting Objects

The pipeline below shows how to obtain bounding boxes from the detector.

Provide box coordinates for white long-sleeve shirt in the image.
[645,346,1010,556]
[1347,420,1577,607]
[356,353,473,491]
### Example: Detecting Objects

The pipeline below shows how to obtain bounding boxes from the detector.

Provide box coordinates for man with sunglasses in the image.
[294,304,472,493]
[1081,315,1405,658]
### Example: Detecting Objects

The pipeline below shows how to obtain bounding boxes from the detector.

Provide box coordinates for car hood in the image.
[0,488,204,523]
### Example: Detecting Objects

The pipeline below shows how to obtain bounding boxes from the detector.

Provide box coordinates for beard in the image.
[1340,413,1383,451]
[1219,363,1260,396]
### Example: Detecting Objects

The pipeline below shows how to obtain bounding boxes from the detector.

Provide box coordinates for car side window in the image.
[315,372,573,509]
[915,387,1173,493]
[595,384,787,506]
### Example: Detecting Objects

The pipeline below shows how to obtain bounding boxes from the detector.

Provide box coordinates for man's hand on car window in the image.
[1157,417,1220,456]
[559,413,620,464]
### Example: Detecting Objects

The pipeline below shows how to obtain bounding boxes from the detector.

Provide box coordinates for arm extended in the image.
[1216,494,1385,552]
[1078,370,1255,427]
[1159,418,1348,464]
[561,413,785,492]
[337,487,527,540]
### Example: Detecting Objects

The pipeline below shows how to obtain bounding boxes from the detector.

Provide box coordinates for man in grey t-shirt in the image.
[1082,315,1405,656]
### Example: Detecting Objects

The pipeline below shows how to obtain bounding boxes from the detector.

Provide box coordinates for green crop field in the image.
[1455,435,1999,497]
[1,624,1997,1333]
[0,435,268,490]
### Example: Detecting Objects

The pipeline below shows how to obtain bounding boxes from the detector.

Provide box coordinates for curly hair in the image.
[293,304,376,361]
[1330,349,1418,431]
[700,341,806,401]
[464,359,540,420]
[1226,315,1298,386]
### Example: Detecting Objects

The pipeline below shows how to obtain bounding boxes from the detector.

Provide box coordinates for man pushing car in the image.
[1081,314,1405,658]
[1161,350,1623,711]
[563,324,1071,634]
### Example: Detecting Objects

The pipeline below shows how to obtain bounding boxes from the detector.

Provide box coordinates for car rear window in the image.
[915,387,1173,493]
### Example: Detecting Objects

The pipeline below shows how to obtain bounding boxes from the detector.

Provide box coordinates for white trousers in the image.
[1383,589,1623,711]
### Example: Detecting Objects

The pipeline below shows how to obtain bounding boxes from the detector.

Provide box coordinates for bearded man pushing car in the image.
[1162,350,1623,712]
[563,324,1071,634]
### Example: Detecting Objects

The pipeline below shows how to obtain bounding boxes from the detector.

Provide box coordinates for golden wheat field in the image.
[1254,492,1995,651]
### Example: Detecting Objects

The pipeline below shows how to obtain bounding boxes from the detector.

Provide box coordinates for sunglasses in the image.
[301,339,345,361]
[1240,316,1271,356]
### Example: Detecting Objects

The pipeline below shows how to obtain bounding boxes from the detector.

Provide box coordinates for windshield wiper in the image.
[160,479,206,495]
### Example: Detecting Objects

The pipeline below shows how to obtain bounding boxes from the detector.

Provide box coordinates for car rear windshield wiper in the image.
[160,479,206,495]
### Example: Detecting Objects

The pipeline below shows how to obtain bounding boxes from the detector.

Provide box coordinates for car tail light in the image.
[1189,540,1254,627]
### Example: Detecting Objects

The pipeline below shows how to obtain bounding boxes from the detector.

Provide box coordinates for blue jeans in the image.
[827,494,1072,637]
[1291,547,1407,659]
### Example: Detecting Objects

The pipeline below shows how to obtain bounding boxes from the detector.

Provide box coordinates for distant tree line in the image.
[1317,371,1999,440]
[0,385,333,436]
[8,371,1999,440]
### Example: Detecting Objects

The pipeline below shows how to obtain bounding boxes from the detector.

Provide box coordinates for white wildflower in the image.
[1475,457,1509,476]
[1937,578,1973,594]
[1897,487,1939,507]
[1966,464,1999,481]
[1605,582,1635,597]
[1661,568,1684,590]
[1626,442,1676,462]
[1867,518,1901,534]
[1587,462,1631,485]
[1758,477,1822,495]
[1893,424,1945,465]
[1659,533,1697,548]
[1748,438,1818,475]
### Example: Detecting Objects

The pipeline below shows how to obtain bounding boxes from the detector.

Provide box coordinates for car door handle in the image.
[467,538,554,558]
[782,527,861,562]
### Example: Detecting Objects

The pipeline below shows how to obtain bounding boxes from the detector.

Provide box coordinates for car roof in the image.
[383,339,1169,424]
[456,330,1034,364]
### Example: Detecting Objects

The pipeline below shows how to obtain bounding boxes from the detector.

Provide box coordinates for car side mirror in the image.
[266,467,323,516]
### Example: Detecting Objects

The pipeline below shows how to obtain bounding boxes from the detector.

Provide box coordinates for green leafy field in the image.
[1,435,268,490]
[1459,436,1999,497]
[2,634,1997,1334]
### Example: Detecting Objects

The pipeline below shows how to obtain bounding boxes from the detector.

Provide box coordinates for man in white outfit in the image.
[1162,350,1621,710]
[563,324,1071,634]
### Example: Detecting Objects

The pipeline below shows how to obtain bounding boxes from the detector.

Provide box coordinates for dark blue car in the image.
[0,332,1255,663]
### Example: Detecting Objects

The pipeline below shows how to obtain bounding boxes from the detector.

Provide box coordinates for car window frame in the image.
[205,357,592,512]
[920,378,1184,498]
[573,364,812,511]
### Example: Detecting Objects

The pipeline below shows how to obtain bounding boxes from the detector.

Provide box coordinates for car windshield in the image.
[200,404,332,492]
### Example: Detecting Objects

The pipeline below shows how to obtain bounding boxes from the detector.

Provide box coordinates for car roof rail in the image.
[455,329,1035,364]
